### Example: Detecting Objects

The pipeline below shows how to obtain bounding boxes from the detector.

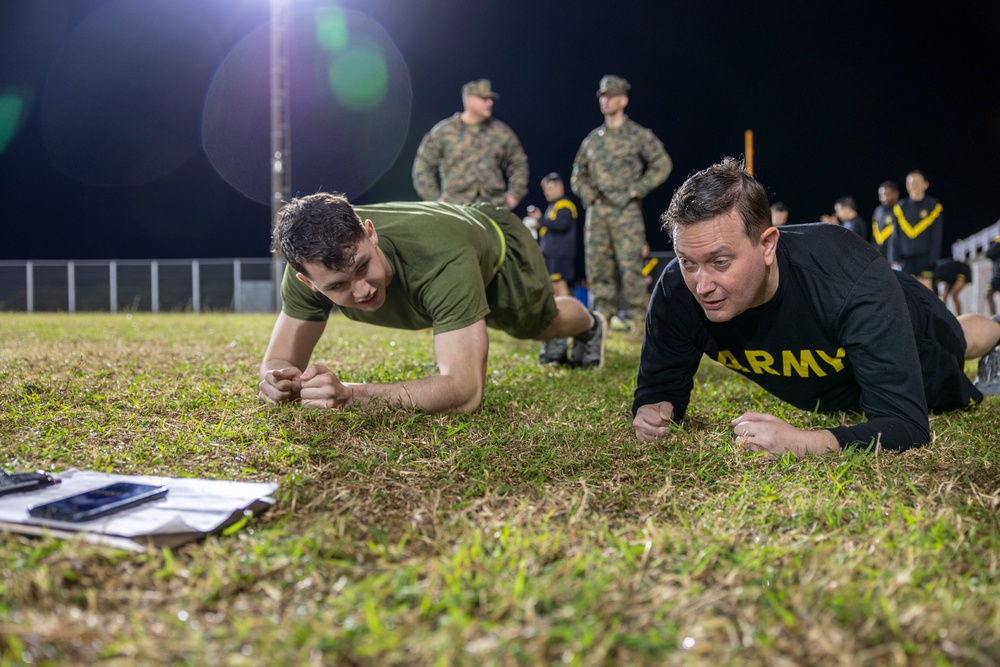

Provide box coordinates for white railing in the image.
[0,258,280,313]
[949,220,1000,317]
[951,220,1000,261]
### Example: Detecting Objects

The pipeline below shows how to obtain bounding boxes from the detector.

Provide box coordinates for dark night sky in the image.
[3,0,1000,260]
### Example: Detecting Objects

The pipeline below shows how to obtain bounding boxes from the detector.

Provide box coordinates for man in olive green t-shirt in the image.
[258,194,606,414]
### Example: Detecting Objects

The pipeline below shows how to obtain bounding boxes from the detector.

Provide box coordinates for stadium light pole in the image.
[270,0,292,310]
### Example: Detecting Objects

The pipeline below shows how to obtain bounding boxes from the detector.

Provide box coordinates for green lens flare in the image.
[0,93,25,153]
[315,6,349,53]
[327,44,389,111]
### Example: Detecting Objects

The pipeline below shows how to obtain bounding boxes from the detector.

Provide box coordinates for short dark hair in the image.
[835,195,857,211]
[660,157,772,243]
[879,180,899,193]
[541,172,562,185]
[906,170,928,181]
[770,201,788,213]
[271,193,366,275]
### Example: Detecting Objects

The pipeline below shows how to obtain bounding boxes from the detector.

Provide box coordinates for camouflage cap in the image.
[462,79,500,100]
[596,75,631,98]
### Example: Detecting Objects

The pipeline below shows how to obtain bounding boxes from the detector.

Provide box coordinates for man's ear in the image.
[760,225,780,263]
[295,272,317,291]
[364,219,378,246]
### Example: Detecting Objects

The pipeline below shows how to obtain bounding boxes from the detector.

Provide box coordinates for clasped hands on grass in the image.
[633,402,839,457]
[259,365,353,408]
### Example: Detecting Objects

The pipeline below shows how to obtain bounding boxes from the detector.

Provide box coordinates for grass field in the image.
[1,312,999,666]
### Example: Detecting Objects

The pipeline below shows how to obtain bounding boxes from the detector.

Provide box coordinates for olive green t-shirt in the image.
[281,201,504,335]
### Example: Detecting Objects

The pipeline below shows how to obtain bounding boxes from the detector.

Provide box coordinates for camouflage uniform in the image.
[571,76,672,320]
[411,80,528,207]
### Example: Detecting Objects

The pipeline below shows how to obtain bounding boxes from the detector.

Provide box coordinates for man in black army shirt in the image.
[633,158,1000,456]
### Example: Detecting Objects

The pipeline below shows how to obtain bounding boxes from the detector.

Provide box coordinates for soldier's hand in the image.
[634,402,674,442]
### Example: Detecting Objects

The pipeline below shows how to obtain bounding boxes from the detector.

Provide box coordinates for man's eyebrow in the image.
[676,244,734,259]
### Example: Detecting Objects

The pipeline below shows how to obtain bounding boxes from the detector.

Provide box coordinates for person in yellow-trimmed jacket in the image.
[891,171,942,288]
[870,180,899,261]
[537,172,582,364]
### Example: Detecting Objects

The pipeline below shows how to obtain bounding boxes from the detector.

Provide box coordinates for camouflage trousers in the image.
[584,202,647,319]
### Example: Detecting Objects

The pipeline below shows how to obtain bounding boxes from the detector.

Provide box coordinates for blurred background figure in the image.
[572,75,672,336]
[770,201,789,226]
[412,79,528,208]
[834,196,868,241]
[871,181,899,261]
[538,173,580,299]
[522,205,541,240]
[640,242,665,294]
[931,259,972,315]
[987,235,1000,316]
[893,170,943,289]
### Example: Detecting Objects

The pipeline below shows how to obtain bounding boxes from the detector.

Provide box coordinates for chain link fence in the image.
[0,258,280,313]
[2,223,997,315]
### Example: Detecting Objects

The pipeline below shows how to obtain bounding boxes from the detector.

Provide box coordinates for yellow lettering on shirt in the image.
[782,350,826,377]
[746,350,779,375]
[816,348,846,372]
[719,348,847,377]
[718,350,750,372]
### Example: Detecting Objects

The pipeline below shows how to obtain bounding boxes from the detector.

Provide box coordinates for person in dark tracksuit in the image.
[892,171,942,289]
[871,181,899,261]
[931,259,972,315]
[538,173,582,364]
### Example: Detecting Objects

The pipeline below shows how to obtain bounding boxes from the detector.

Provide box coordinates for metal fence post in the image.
[26,261,34,313]
[151,260,159,313]
[67,261,76,313]
[191,260,200,313]
[109,261,118,313]
[233,258,242,313]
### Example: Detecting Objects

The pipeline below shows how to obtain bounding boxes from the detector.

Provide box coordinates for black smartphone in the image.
[0,471,59,498]
[27,482,168,522]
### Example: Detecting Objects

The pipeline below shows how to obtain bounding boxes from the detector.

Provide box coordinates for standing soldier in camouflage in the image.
[571,75,672,334]
[412,79,529,209]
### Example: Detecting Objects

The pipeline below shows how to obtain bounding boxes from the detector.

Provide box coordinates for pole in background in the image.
[270,0,292,311]
[744,129,754,176]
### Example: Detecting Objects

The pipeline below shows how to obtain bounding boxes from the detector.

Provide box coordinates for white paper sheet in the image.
[0,469,279,551]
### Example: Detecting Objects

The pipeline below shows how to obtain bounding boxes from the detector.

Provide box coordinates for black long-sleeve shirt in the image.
[633,223,980,451]
[539,197,579,259]
[892,196,943,263]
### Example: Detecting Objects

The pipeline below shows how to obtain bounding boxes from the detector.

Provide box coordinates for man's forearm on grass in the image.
[344,374,483,414]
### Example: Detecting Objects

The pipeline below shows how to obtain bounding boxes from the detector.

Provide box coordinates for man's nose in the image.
[695,272,714,295]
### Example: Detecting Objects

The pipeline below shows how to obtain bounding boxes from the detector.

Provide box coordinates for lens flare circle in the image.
[201,7,411,205]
